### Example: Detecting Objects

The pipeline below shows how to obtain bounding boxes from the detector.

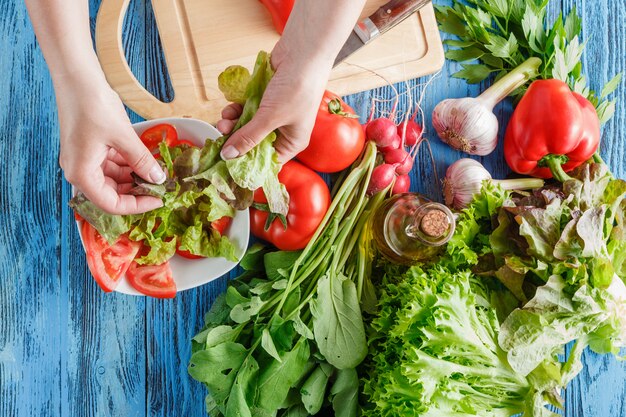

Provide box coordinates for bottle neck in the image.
[405,203,456,247]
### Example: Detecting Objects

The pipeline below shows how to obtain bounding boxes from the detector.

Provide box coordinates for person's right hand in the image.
[55,73,165,215]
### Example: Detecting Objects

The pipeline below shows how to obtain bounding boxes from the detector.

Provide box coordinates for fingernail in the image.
[221,146,239,160]
[149,165,166,184]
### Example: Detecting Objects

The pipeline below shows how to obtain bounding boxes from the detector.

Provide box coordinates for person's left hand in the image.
[217,43,330,163]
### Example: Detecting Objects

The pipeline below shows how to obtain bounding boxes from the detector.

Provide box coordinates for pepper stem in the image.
[478,57,542,110]
[492,178,545,191]
[540,154,573,183]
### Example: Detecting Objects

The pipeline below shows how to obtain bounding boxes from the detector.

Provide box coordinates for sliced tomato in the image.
[176,247,204,260]
[211,216,232,235]
[170,138,197,147]
[81,222,142,292]
[140,123,178,151]
[126,261,177,298]
[74,211,83,222]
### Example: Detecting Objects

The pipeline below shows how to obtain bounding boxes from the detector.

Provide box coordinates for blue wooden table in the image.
[1,1,624,416]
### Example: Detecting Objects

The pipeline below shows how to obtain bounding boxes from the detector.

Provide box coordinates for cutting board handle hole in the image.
[120,1,175,104]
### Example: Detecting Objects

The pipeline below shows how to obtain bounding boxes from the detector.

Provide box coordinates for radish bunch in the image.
[365,117,423,195]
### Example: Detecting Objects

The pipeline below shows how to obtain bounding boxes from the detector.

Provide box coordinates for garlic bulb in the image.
[433,98,499,155]
[433,58,542,156]
[444,158,545,210]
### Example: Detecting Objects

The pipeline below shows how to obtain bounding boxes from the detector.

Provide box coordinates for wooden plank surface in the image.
[0,1,624,416]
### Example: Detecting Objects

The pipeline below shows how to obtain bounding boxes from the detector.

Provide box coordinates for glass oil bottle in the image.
[372,193,456,265]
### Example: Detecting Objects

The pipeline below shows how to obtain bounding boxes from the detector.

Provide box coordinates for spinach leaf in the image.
[311,273,367,369]
[256,338,310,411]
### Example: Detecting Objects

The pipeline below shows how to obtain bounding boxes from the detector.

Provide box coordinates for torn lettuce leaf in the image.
[69,193,133,244]
[219,52,289,216]
[218,65,251,105]
[225,132,277,191]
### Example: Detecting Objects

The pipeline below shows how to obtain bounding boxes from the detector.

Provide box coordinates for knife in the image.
[334,0,432,67]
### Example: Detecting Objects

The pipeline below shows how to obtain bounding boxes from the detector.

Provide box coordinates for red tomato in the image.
[126,261,176,298]
[170,138,197,147]
[297,91,365,173]
[251,161,330,250]
[140,123,178,151]
[211,216,232,235]
[81,222,142,292]
[74,211,83,222]
[175,248,204,260]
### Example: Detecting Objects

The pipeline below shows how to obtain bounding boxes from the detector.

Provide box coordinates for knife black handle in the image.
[369,0,431,35]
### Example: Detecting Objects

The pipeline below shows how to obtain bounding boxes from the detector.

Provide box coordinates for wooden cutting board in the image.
[95,0,444,123]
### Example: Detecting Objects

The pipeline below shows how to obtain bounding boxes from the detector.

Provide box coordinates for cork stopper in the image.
[419,209,449,238]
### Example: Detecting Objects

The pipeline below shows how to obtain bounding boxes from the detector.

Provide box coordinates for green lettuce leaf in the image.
[362,265,550,417]
[499,274,625,376]
[69,193,133,244]
[218,65,251,105]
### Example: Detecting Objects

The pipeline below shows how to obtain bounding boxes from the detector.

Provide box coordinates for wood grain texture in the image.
[0,0,624,417]
[94,0,444,123]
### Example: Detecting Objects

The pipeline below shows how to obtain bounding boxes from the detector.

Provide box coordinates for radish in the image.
[379,134,402,154]
[384,148,414,175]
[392,174,411,195]
[397,120,423,146]
[366,118,397,148]
[367,164,396,195]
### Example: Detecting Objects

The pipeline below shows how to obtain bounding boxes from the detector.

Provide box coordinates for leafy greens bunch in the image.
[362,265,561,417]
[362,163,626,416]
[484,162,626,377]
[436,0,622,123]
[188,142,386,417]
[70,51,288,264]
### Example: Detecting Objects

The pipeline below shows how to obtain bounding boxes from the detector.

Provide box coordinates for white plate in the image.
[75,117,249,295]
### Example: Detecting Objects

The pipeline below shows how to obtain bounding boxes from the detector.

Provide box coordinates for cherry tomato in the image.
[297,91,365,173]
[81,222,142,292]
[251,161,330,250]
[140,123,178,151]
[126,260,176,298]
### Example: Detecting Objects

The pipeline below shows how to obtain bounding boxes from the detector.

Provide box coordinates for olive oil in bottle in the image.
[372,193,456,265]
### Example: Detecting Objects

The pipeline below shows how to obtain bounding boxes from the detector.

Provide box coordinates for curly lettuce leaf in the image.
[499,274,626,377]
[69,193,133,244]
[179,222,237,262]
[218,65,251,105]
[220,51,289,216]
[362,265,551,417]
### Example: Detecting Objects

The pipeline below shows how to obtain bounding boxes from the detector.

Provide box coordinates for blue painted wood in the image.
[0,0,624,416]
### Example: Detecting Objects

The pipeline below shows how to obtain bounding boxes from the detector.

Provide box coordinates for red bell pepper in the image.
[259,0,295,35]
[504,79,601,182]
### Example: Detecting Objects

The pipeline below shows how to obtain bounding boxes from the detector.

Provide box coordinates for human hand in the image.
[217,43,331,163]
[56,74,166,215]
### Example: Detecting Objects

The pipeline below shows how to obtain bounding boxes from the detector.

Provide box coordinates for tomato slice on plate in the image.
[170,138,197,147]
[140,123,178,151]
[211,216,232,235]
[126,261,177,298]
[81,222,142,292]
[176,247,204,260]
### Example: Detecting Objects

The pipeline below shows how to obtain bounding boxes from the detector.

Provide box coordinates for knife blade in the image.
[334,0,432,67]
